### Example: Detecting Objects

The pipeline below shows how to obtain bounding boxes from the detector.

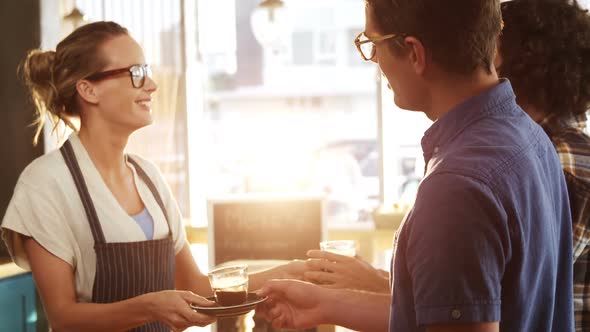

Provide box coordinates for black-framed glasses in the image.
[85,64,152,88]
[354,32,404,61]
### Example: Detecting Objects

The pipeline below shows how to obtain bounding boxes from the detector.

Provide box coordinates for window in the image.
[196,0,379,227]
[315,30,337,65]
[292,31,314,65]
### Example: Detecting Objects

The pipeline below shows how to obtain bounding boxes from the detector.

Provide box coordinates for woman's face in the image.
[90,34,157,132]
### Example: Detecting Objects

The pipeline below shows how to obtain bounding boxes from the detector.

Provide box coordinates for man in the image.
[498,0,590,330]
[258,0,574,331]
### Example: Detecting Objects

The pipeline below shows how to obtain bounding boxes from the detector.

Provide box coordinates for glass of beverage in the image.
[320,240,357,257]
[208,264,249,306]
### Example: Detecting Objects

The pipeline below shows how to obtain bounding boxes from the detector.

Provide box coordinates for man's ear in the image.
[494,38,503,70]
[76,80,99,105]
[404,36,426,76]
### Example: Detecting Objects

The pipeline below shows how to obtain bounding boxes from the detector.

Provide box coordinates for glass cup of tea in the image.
[320,240,357,257]
[208,264,249,306]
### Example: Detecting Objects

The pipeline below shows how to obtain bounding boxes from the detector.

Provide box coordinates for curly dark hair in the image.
[499,0,590,118]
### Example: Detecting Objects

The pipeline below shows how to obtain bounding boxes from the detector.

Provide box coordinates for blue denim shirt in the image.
[389,80,573,332]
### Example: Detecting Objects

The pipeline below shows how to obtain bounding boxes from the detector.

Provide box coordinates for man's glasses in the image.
[85,64,152,88]
[354,32,404,61]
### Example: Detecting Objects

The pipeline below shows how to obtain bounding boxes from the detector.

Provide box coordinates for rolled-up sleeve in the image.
[405,173,508,326]
[2,181,76,270]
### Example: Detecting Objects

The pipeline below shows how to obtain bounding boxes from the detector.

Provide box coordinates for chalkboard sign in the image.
[208,194,325,266]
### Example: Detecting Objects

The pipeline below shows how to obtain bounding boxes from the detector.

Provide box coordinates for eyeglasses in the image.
[85,64,152,88]
[354,32,404,61]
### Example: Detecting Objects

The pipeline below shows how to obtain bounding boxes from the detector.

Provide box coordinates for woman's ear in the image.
[76,80,99,105]
[404,36,426,76]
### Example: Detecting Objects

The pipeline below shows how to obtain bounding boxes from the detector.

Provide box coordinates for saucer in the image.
[190,292,267,318]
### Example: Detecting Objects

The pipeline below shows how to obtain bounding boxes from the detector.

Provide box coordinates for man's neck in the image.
[424,68,500,121]
[519,103,545,123]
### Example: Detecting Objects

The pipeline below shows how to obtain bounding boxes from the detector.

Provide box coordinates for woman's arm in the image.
[25,237,215,332]
[174,243,212,296]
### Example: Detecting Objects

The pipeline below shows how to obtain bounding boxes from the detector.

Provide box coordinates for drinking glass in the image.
[208,264,249,306]
[319,240,357,257]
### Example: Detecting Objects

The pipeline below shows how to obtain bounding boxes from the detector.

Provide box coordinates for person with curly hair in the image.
[498,0,590,330]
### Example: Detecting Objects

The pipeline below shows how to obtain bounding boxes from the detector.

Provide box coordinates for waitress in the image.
[4,21,223,331]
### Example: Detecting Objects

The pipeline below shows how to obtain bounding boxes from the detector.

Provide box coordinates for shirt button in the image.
[433,147,439,153]
[451,309,462,320]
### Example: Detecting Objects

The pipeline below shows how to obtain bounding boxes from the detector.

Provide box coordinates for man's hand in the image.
[256,279,328,330]
[305,250,390,293]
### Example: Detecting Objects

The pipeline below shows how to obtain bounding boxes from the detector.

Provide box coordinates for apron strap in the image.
[60,141,107,244]
[127,157,173,236]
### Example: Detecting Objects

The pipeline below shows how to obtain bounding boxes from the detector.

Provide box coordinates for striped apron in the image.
[61,141,175,332]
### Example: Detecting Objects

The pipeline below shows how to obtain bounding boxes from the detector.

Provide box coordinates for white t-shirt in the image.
[1,134,187,302]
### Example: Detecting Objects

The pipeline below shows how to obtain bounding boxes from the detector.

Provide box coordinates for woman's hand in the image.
[304,250,390,293]
[145,290,217,331]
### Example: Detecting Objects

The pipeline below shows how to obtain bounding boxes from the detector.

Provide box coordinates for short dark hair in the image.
[365,0,502,75]
[500,0,590,118]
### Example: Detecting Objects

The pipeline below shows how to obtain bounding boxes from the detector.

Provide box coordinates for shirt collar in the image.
[421,79,516,158]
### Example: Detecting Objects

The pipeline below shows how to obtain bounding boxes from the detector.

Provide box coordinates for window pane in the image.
[292,31,314,65]
[381,80,431,209]
[197,0,379,227]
